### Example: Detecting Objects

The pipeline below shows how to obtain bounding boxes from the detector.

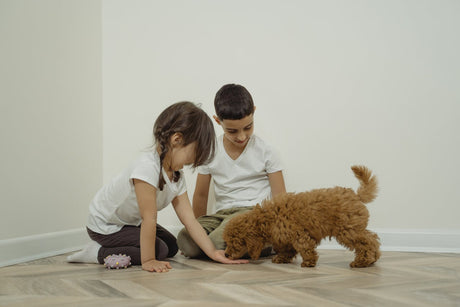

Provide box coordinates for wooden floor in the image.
[0,250,459,306]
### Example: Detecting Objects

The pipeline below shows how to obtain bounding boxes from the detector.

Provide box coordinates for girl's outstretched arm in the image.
[173,192,248,264]
[134,179,172,273]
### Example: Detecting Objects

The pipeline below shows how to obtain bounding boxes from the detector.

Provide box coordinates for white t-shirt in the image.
[198,134,282,211]
[87,151,187,235]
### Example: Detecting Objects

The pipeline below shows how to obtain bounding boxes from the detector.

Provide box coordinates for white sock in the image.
[66,240,101,263]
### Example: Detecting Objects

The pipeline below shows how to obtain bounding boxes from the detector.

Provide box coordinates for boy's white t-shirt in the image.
[198,134,282,212]
[87,151,187,235]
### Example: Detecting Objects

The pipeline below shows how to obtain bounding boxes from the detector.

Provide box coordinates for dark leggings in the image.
[87,224,178,265]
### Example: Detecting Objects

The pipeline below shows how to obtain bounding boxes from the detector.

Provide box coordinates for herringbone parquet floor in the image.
[0,250,459,306]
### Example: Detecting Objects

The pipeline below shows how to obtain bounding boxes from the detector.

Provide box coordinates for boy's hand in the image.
[211,250,249,264]
[142,259,172,273]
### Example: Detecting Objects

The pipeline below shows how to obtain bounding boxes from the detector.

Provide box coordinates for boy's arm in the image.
[192,173,211,218]
[133,179,172,273]
[268,170,286,197]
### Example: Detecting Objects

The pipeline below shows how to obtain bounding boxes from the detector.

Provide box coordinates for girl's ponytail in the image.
[156,132,168,191]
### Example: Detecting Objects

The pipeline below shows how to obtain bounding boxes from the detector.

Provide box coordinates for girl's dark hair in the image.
[153,101,216,190]
[214,84,254,120]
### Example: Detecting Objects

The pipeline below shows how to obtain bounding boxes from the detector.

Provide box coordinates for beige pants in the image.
[177,206,253,258]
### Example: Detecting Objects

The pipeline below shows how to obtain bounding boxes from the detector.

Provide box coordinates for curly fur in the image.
[223,165,380,268]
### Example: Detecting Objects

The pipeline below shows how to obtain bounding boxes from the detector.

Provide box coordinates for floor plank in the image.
[0,250,459,306]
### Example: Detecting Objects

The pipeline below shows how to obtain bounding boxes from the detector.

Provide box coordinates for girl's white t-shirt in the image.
[87,151,186,235]
[198,134,282,212]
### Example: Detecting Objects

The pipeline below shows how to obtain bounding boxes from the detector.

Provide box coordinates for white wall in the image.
[1,0,458,267]
[0,0,102,265]
[103,0,460,250]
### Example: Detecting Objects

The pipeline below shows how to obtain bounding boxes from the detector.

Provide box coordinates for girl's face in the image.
[214,114,254,149]
[168,140,196,172]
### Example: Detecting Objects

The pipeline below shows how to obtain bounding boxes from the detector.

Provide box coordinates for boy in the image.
[177,84,286,258]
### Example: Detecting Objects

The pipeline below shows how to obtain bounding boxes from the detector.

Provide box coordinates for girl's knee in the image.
[167,242,179,258]
[156,239,169,260]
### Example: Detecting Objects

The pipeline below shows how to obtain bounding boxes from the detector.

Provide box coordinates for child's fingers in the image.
[157,261,172,271]
[154,263,171,272]
[230,259,249,264]
[223,258,249,264]
[142,260,173,273]
[155,268,169,273]
[143,266,155,272]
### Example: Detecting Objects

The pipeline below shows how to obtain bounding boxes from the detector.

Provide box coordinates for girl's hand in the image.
[142,259,172,273]
[211,250,249,264]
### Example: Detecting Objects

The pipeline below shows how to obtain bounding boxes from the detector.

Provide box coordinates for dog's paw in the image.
[300,260,317,267]
[272,255,292,264]
[350,260,372,268]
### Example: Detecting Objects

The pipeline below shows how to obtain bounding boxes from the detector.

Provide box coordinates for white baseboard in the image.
[315,229,460,253]
[375,229,460,253]
[1,228,459,267]
[0,228,88,268]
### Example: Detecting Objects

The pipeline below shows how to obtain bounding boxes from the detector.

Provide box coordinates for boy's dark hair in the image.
[153,101,216,190]
[214,84,254,120]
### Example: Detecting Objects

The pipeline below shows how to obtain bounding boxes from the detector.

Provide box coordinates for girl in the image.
[67,101,248,272]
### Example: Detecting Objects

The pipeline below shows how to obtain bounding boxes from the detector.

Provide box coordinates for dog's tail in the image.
[351,165,378,204]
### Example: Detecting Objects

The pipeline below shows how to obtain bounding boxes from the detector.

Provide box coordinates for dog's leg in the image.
[337,229,381,267]
[247,238,264,260]
[350,230,381,268]
[292,236,319,267]
[272,244,296,264]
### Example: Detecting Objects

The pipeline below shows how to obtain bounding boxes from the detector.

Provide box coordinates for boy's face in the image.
[214,114,254,149]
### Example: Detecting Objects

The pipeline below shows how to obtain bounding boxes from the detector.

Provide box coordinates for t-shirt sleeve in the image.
[130,160,160,189]
[177,171,187,195]
[197,163,210,175]
[265,144,283,174]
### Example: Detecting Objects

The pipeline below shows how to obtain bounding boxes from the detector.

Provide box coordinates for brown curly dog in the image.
[223,165,380,268]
